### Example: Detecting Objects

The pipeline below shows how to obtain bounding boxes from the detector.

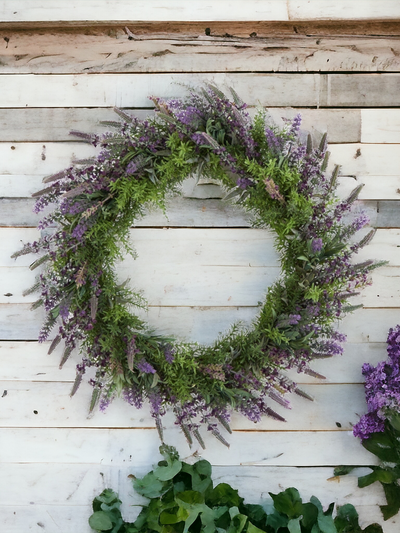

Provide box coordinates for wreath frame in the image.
[13,84,382,448]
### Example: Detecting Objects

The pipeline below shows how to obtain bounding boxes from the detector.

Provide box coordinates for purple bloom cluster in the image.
[353,325,400,440]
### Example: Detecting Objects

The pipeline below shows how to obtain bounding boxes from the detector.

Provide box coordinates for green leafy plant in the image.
[89,446,383,533]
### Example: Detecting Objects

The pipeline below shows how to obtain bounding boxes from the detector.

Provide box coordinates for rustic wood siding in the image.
[1,2,400,532]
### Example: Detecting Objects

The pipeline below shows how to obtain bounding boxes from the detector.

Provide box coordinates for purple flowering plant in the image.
[347,326,400,520]
[12,84,383,448]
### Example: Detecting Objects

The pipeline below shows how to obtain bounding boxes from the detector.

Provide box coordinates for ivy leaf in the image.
[362,432,399,463]
[266,510,289,531]
[133,472,166,498]
[358,468,396,488]
[247,523,267,533]
[333,465,356,476]
[153,458,182,481]
[301,502,319,530]
[334,503,360,532]
[227,507,248,533]
[208,483,243,508]
[88,511,113,531]
[269,487,303,519]
[380,482,400,520]
[288,517,302,533]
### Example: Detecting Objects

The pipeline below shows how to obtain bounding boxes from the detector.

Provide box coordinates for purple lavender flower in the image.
[311,238,323,253]
[236,177,253,189]
[353,325,400,440]
[136,358,156,374]
[126,161,138,175]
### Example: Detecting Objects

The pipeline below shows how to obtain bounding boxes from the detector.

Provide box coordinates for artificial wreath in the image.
[13,84,381,447]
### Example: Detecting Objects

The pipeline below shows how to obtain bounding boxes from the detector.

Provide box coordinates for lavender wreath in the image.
[13,85,381,447]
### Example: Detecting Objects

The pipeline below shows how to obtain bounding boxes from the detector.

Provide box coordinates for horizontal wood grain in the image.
[0,107,363,143]
[1,259,399,308]
[0,196,255,228]
[0,304,398,345]
[2,73,400,108]
[1,107,398,144]
[0,426,380,466]
[1,31,400,73]
[1,197,400,229]
[1,143,399,199]
[0,341,386,384]
[0,380,367,431]
[0,73,322,108]
[1,1,399,23]
[1,20,400,36]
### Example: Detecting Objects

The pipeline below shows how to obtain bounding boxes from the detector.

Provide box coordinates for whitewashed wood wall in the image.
[1,2,400,531]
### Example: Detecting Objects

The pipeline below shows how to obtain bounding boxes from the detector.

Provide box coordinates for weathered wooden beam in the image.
[1,20,400,36]
[1,31,400,73]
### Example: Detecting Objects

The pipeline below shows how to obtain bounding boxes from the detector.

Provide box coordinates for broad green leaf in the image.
[266,510,289,531]
[362,432,399,463]
[242,504,267,528]
[159,508,186,525]
[333,466,356,477]
[208,483,243,508]
[269,487,303,519]
[153,459,182,481]
[358,468,396,488]
[176,490,204,506]
[288,517,301,533]
[227,508,247,533]
[334,503,360,532]
[317,512,336,533]
[301,502,319,530]
[133,472,165,498]
[380,482,400,520]
[88,511,113,531]
[247,523,267,533]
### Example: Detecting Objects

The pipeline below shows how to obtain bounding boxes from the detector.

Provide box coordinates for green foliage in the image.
[89,448,383,533]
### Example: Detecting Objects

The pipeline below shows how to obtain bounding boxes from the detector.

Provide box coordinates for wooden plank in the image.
[0,107,361,143]
[0,73,322,108]
[0,427,380,466]
[0,197,254,228]
[0,341,386,384]
[1,31,400,74]
[329,143,400,175]
[1,20,400,36]
[326,73,400,107]
[288,0,400,21]
[2,73,400,108]
[5,227,400,268]
[0,465,397,532]
[361,109,400,143]
[2,261,399,308]
[1,303,398,345]
[338,176,400,200]
[0,2,290,23]
[0,380,367,432]
[1,143,399,198]
[1,1,399,22]
[2,198,400,229]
